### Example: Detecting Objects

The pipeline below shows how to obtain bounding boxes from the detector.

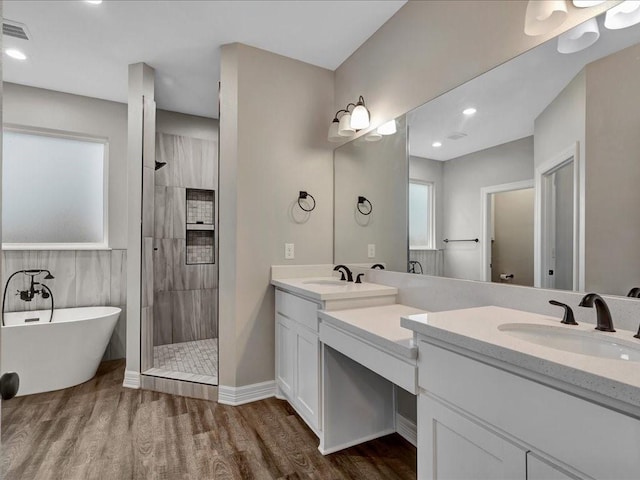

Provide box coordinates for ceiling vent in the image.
[3,20,30,41]
[446,132,467,141]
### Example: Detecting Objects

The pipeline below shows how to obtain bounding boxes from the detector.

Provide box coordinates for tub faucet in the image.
[578,293,615,332]
[333,265,353,282]
[2,269,55,326]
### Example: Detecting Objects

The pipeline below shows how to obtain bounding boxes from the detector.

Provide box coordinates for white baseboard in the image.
[218,380,276,406]
[396,412,417,447]
[123,370,141,389]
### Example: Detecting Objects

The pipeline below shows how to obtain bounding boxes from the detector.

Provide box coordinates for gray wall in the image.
[442,136,534,280]
[585,43,640,295]
[219,44,334,387]
[334,117,407,272]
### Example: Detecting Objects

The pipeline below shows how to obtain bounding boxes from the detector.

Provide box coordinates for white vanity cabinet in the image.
[275,290,321,433]
[416,341,639,480]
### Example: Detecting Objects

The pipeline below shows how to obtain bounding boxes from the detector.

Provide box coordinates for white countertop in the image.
[401,306,640,417]
[271,277,397,302]
[320,304,426,359]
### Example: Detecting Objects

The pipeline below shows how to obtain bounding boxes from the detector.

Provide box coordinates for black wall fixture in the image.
[357,196,372,215]
[297,191,316,212]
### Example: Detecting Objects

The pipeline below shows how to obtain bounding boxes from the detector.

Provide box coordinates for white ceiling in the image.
[3,0,406,118]
[408,14,640,161]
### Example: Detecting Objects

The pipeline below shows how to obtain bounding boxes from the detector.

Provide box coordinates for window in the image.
[409,180,435,250]
[2,128,108,249]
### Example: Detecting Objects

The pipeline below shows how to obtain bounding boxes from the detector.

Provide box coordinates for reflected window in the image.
[409,180,435,250]
[2,129,107,248]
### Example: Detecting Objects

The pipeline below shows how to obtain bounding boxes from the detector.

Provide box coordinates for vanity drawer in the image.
[276,290,320,332]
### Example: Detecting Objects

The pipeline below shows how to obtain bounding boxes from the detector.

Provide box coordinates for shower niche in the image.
[186,189,215,265]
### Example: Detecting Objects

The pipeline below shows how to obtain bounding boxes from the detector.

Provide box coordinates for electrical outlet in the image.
[285,243,295,259]
[368,244,375,258]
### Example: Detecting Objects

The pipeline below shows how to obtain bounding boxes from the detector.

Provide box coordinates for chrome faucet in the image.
[333,265,353,282]
[578,293,615,332]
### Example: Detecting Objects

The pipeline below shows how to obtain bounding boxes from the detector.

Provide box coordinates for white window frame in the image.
[409,179,436,251]
[2,125,110,251]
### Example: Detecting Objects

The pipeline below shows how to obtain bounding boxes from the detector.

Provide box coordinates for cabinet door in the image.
[527,453,583,480]
[294,326,320,430]
[275,314,295,399]
[419,394,525,480]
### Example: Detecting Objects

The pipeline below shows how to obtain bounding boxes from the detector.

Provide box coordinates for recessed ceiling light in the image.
[432,142,442,148]
[85,0,103,4]
[5,49,26,60]
[463,107,477,116]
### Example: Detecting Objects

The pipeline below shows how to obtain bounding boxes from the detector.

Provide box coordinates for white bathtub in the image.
[1,306,120,396]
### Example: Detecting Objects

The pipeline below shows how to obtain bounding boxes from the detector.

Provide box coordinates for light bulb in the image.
[338,113,355,137]
[350,104,370,130]
[328,120,342,142]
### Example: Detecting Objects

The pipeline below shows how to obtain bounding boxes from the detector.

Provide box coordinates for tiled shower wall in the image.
[1,249,127,360]
[152,132,218,346]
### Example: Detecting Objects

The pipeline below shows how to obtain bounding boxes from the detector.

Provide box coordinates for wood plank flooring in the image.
[1,360,416,479]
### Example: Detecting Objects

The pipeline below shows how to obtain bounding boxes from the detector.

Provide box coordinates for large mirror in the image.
[334,10,640,298]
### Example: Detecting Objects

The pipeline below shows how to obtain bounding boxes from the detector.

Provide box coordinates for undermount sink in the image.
[498,323,640,362]
[302,279,348,286]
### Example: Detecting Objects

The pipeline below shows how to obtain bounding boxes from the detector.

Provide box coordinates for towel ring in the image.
[298,191,316,212]
[357,196,372,215]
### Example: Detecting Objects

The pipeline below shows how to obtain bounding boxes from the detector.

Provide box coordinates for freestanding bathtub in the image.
[1,306,120,396]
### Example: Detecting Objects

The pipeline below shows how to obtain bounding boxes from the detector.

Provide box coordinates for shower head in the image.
[23,269,54,279]
[155,161,167,171]
[44,272,54,280]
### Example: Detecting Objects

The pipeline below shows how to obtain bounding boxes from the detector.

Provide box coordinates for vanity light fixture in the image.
[5,49,26,60]
[377,119,397,135]
[462,107,477,116]
[524,0,568,36]
[604,0,640,30]
[572,0,605,6]
[557,17,600,53]
[327,95,370,142]
[432,141,442,148]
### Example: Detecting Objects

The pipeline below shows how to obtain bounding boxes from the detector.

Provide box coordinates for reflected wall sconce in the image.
[604,0,640,30]
[377,119,397,135]
[297,191,316,212]
[357,196,373,215]
[524,0,568,36]
[328,96,370,142]
[557,17,600,53]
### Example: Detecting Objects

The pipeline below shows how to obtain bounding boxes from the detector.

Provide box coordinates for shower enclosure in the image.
[140,106,219,387]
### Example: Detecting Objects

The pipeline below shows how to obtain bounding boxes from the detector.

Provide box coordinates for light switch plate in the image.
[285,243,295,259]
[368,244,375,258]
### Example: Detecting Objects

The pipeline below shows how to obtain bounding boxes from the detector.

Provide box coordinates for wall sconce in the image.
[572,0,605,6]
[297,191,316,212]
[557,17,600,53]
[524,0,568,36]
[328,95,370,142]
[377,119,397,136]
[357,196,373,215]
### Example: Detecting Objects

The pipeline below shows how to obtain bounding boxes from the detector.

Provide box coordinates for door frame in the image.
[480,179,535,282]
[534,142,582,290]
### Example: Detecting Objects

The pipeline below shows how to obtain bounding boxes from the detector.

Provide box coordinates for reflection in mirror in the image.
[334,116,407,272]
[334,11,640,297]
